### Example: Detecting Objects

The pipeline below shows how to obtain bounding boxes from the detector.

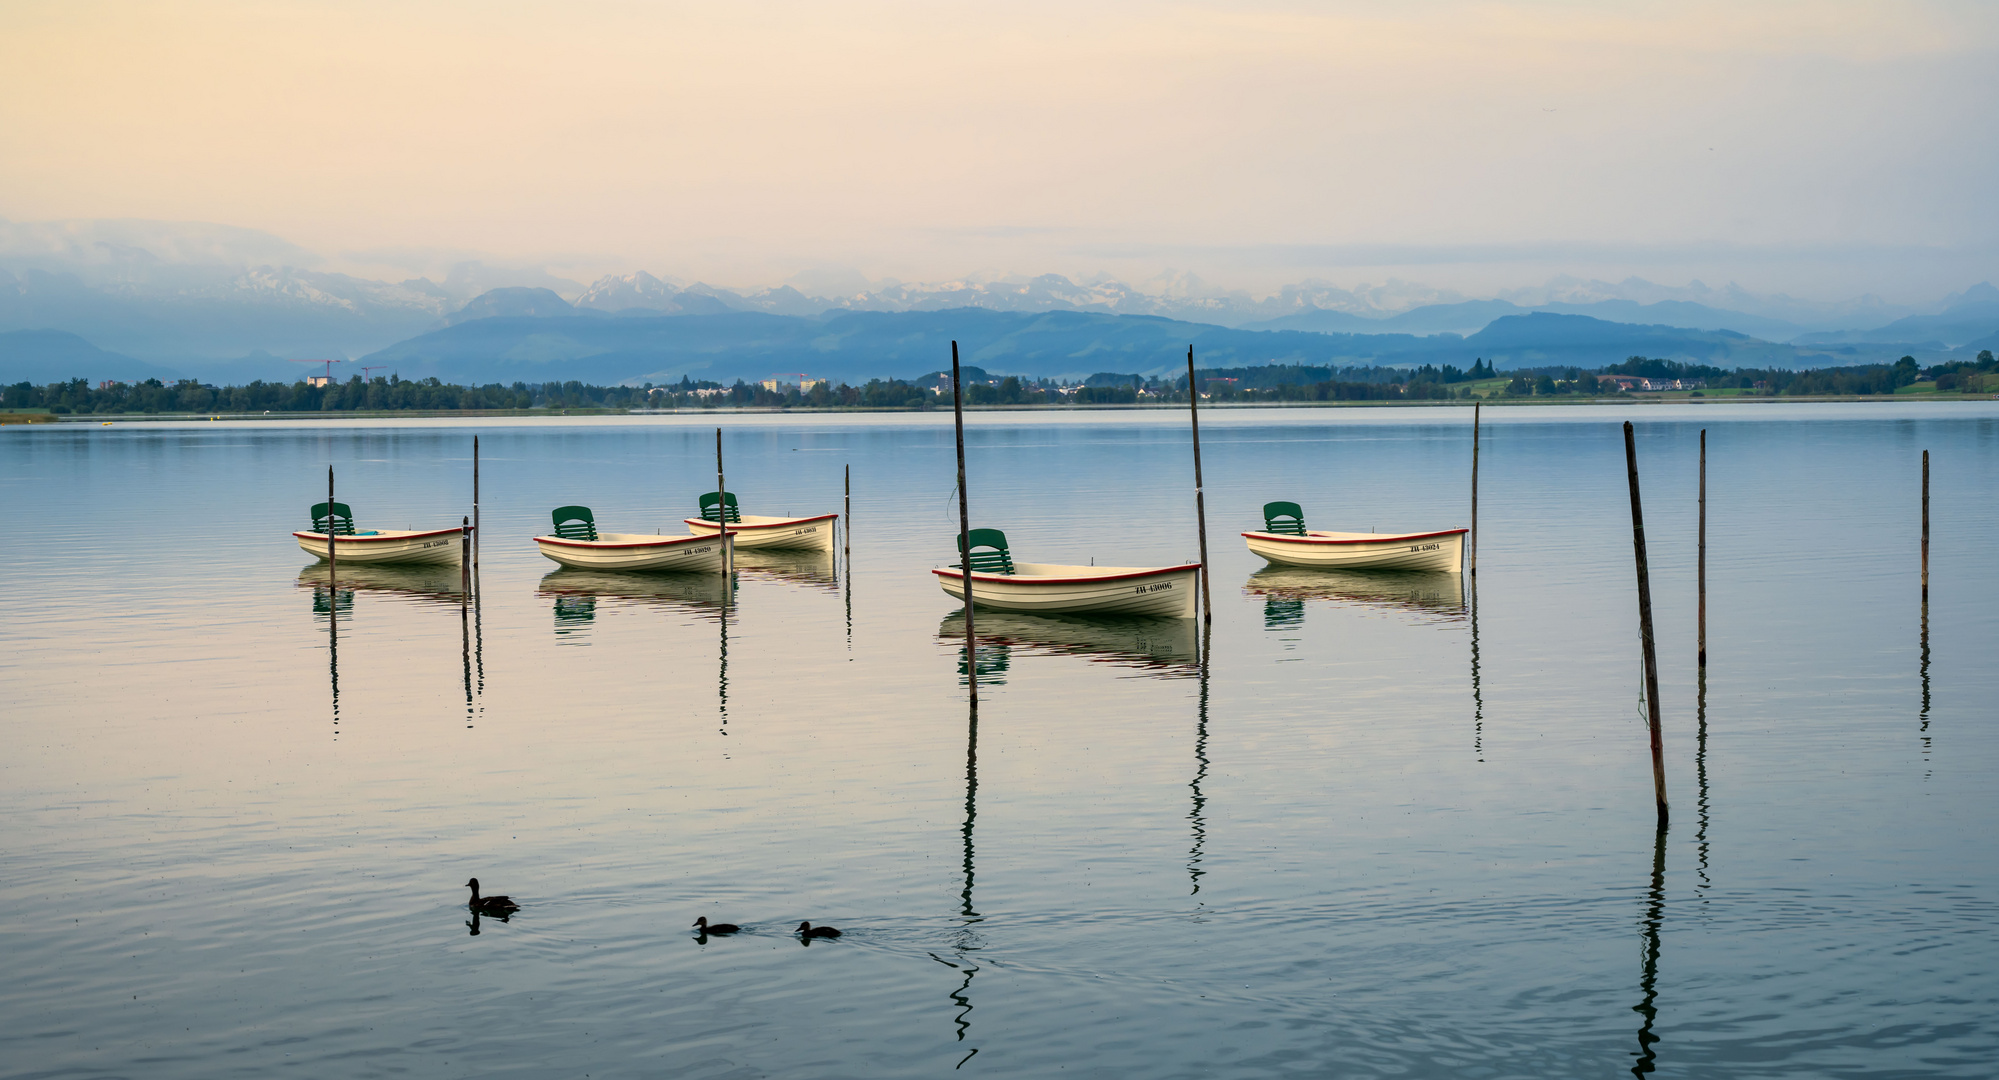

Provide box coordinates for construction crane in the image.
[360,365,389,381]
[289,358,346,385]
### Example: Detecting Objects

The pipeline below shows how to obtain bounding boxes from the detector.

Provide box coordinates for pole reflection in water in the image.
[1188,620,1212,897]
[1695,669,1710,898]
[1470,581,1484,762]
[313,575,351,738]
[1631,824,1668,1077]
[460,568,485,729]
[1919,600,1932,778]
[718,573,733,736]
[927,692,982,1068]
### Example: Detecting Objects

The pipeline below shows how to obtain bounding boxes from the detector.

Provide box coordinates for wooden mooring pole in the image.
[1470,403,1480,577]
[1921,450,1930,602]
[1187,346,1212,628]
[472,435,480,577]
[715,428,731,577]
[327,465,337,579]
[844,463,852,563]
[952,341,977,707]
[1623,421,1669,825]
[1698,429,1706,669]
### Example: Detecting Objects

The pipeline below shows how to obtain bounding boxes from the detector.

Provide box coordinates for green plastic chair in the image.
[698,492,742,524]
[1262,501,1307,535]
[550,505,599,541]
[957,528,1016,575]
[311,501,357,536]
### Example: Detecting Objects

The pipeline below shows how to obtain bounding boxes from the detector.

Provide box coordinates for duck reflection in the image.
[1243,567,1467,624]
[734,549,838,592]
[938,612,1198,680]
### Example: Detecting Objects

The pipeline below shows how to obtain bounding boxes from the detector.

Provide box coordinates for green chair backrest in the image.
[957,528,1015,575]
[551,505,598,541]
[698,492,742,523]
[1263,501,1307,535]
[311,501,356,535]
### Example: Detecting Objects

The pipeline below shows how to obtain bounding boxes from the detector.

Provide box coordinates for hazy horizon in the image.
[4,1,1996,303]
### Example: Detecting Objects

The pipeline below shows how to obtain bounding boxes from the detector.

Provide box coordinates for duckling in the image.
[796,921,842,939]
[465,878,520,915]
[693,917,740,935]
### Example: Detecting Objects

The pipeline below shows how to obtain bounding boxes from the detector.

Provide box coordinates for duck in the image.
[465,878,520,915]
[796,921,842,939]
[693,917,740,935]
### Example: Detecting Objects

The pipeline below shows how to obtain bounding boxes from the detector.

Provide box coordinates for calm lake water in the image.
[2,403,1996,1079]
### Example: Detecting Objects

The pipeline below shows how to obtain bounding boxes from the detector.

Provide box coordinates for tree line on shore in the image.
[5,351,1993,415]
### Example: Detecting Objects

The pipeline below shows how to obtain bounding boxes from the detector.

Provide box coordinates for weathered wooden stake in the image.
[715,427,731,577]
[952,341,977,707]
[1921,449,1929,602]
[1470,402,1480,577]
[472,435,480,576]
[1187,345,1212,627]
[327,465,337,579]
[844,463,852,562]
[1623,421,1669,824]
[1698,429,1706,669]
[460,515,471,592]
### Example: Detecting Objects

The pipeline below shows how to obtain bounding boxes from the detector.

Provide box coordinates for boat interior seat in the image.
[1262,501,1308,535]
[960,528,1016,575]
[312,501,357,536]
[699,492,742,524]
[551,505,599,541]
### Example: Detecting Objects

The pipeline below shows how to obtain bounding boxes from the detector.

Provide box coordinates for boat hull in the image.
[934,562,1199,617]
[685,513,837,551]
[534,532,726,572]
[1242,529,1465,572]
[295,527,464,565]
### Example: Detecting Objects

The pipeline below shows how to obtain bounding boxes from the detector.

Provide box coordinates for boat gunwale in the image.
[683,513,839,532]
[1240,528,1467,546]
[293,526,467,544]
[532,533,717,551]
[932,563,1201,586]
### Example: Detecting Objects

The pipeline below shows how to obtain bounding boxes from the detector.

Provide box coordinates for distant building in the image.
[1598,374,1703,392]
[97,380,121,390]
[760,373,824,393]
[306,375,333,388]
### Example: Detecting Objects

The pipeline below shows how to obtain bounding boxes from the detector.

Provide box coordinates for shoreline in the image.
[15,391,1996,423]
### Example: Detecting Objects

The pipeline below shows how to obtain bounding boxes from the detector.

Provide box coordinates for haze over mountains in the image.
[3,217,1996,387]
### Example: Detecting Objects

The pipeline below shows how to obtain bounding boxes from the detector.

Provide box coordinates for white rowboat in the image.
[685,513,837,551]
[1243,528,1465,572]
[296,527,464,565]
[934,562,1199,618]
[533,532,726,573]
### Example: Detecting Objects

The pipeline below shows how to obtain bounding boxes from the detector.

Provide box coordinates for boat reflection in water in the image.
[296,562,467,610]
[938,611,1199,680]
[1242,566,1466,627]
[536,569,735,633]
[732,549,838,592]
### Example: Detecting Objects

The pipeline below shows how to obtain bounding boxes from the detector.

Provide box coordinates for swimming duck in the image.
[465,878,520,915]
[693,917,740,935]
[796,921,842,938]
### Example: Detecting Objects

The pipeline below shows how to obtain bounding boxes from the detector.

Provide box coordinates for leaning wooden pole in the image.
[715,427,731,577]
[1187,346,1213,627]
[1921,450,1930,602]
[1470,402,1481,577]
[952,341,977,707]
[327,465,337,579]
[844,463,852,563]
[1624,421,1669,825]
[1698,429,1707,669]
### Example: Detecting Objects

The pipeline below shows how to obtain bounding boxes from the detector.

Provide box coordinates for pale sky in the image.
[2,0,1995,298]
